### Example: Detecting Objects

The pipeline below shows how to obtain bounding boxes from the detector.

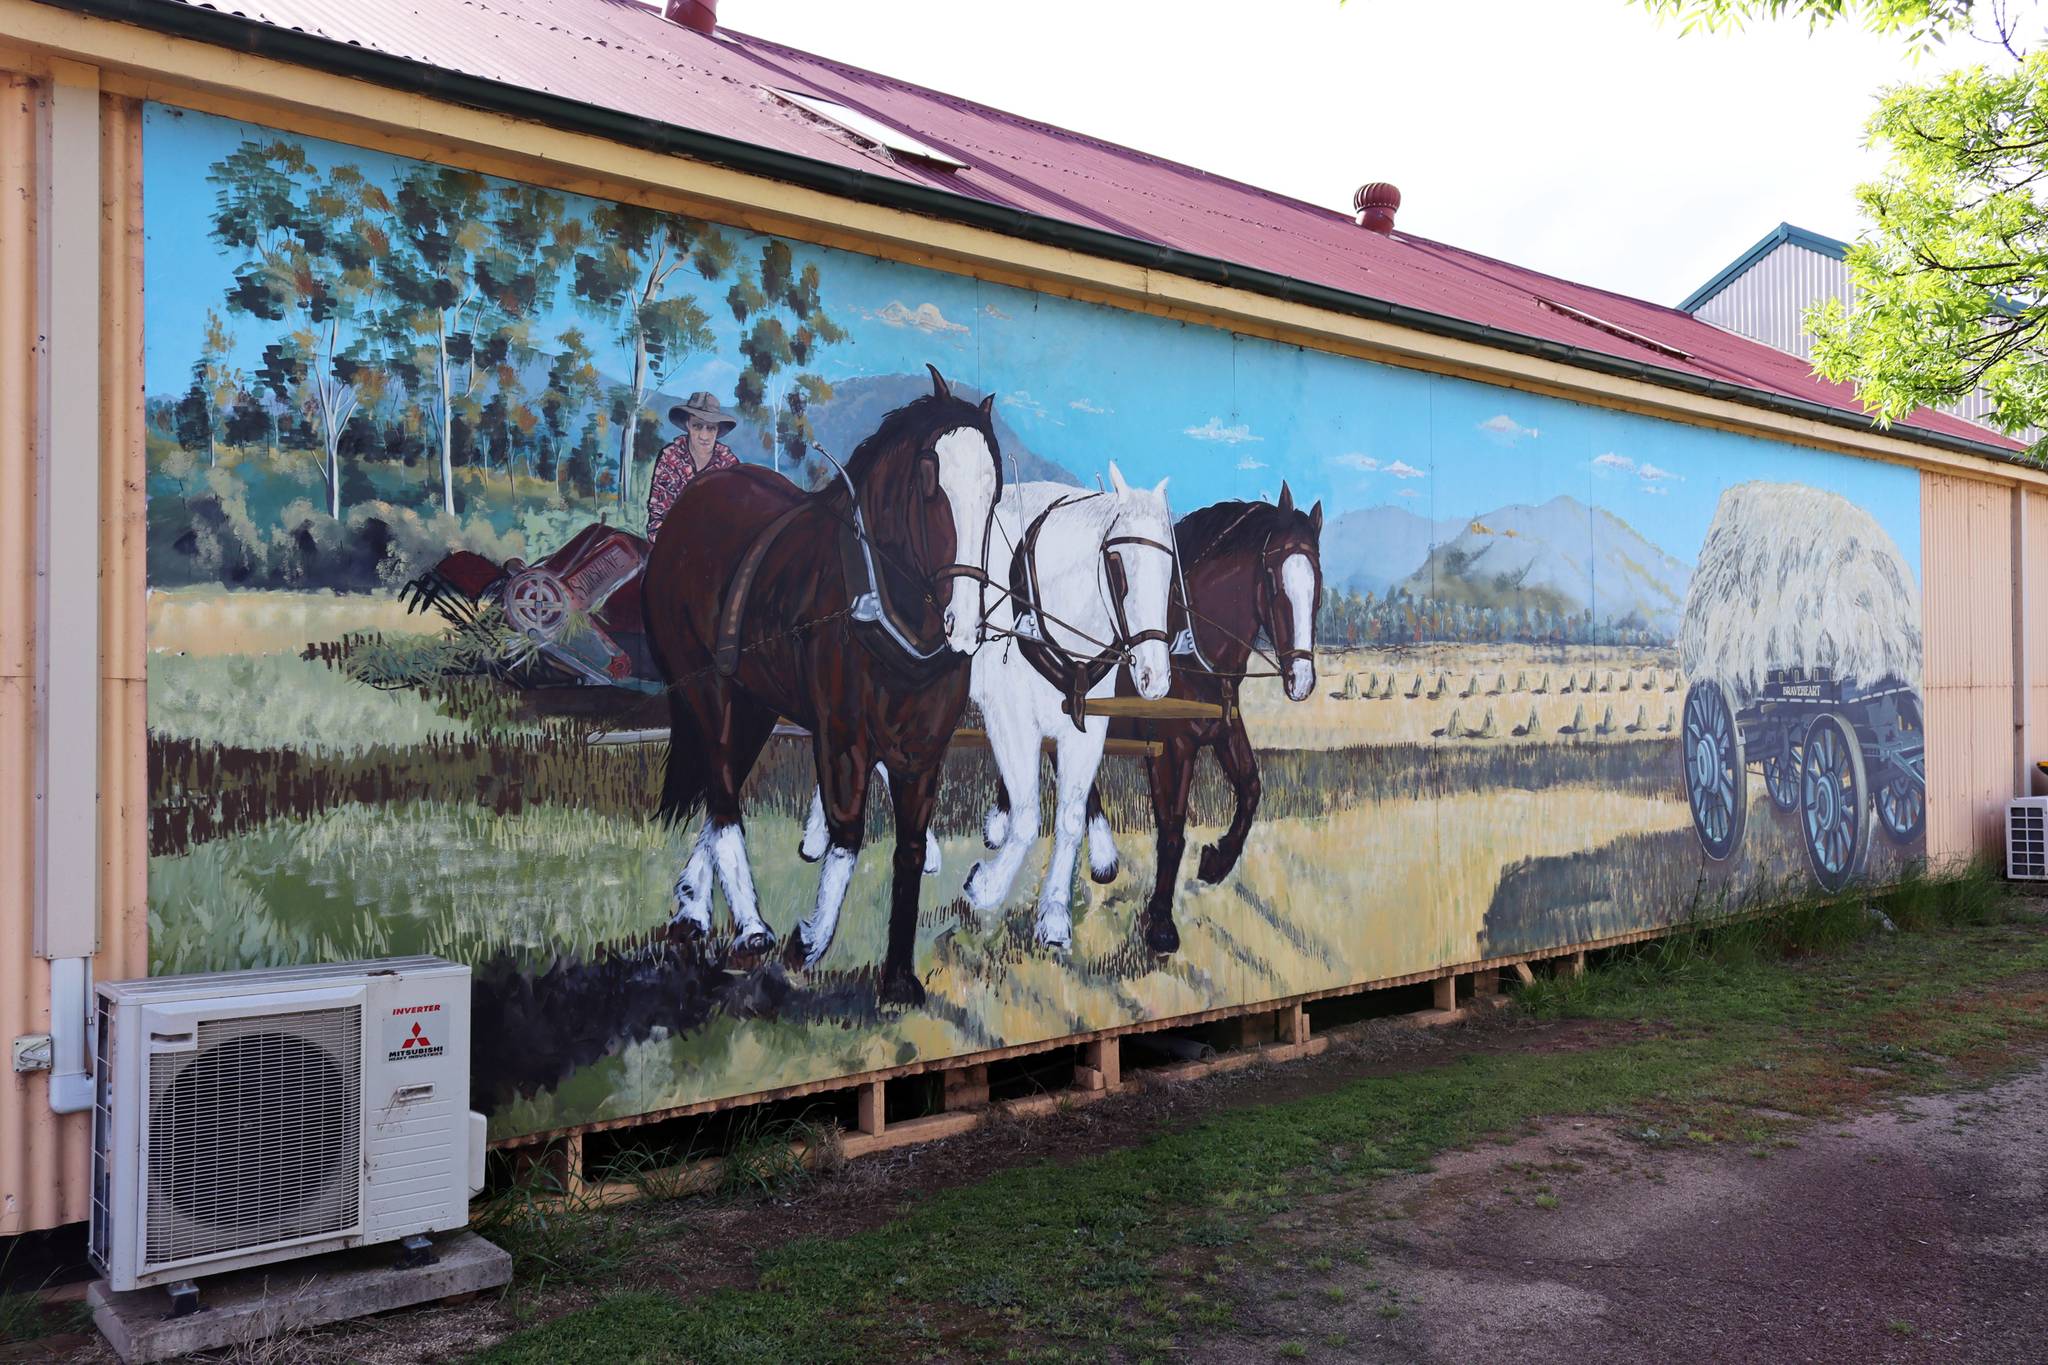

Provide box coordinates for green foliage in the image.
[1632,0,1982,43]
[1809,54,2048,445]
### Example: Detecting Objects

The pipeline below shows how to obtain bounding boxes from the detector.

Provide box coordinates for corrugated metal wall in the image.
[0,71,148,1238]
[0,69,44,1241]
[1923,471,2019,864]
[1693,242,1853,360]
[1695,242,2038,447]
[2025,492,2048,786]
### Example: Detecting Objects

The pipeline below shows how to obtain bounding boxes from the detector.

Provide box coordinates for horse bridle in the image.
[1252,527,1318,679]
[1009,493,1177,729]
[817,439,999,666]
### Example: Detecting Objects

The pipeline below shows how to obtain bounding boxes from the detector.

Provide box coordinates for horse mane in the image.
[1177,499,1286,564]
[843,392,991,482]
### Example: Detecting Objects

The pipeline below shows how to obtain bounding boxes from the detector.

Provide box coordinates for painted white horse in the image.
[800,467,1176,950]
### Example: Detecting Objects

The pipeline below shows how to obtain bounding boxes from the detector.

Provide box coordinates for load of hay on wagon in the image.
[1674,482,1925,893]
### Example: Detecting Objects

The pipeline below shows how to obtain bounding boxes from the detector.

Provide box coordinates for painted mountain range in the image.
[1393,495,1692,637]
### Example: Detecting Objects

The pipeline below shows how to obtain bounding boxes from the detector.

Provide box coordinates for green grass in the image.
[471,870,2047,1364]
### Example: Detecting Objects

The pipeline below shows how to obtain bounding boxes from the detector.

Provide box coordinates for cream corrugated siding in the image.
[0,70,146,1237]
[0,68,41,1239]
[2027,493,2048,784]
[1923,472,2019,863]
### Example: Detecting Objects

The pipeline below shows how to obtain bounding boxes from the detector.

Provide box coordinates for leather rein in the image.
[713,439,997,679]
[1006,493,1178,730]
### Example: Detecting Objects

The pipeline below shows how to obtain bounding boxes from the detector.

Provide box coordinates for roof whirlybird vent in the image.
[766,88,968,171]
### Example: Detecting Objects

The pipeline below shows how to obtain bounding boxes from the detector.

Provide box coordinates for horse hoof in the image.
[879,971,927,1008]
[983,808,1009,849]
[1088,855,1120,886]
[732,926,778,957]
[1144,916,1181,955]
[797,840,822,865]
[1196,844,1237,885]
[666,914,710,944]
[964,863,1003,913]
[922,840,943,877]
[1035,914,1073,952]
[781,928,813,971]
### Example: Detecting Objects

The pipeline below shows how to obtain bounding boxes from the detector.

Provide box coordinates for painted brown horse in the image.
[1080,485,1324,953]
[642,367,1001,1006]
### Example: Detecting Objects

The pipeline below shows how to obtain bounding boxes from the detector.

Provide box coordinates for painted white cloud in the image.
[873,300,970,336]
[1591,452,1636,475]
[983,302,1014,322]
[1330,452,1379,471]
[1478,414,1540,443]
[1069,398,1113,416]
[1383,460,1427,479]
[1236,455,1268,470]
[1396,488,1421,500]
[1001,390,1062,425]
[1185,417,1263,445]
[1641,484,1670,497]
[1637,462,1682,482]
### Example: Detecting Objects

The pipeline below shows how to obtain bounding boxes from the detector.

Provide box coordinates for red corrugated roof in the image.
[152,0,2021,454]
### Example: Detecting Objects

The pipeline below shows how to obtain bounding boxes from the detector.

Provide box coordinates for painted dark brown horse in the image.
[642,367,1001,1006]
[1082,485,1324,953]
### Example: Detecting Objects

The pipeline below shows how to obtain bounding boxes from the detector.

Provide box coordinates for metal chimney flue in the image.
[1353,182,1400,235]
[664,0,719,34]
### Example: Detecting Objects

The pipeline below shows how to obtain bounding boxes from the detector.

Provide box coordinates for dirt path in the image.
[1201,1058,2048,1364]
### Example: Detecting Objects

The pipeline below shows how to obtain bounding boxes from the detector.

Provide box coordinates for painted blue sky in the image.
[142,103,1921,578]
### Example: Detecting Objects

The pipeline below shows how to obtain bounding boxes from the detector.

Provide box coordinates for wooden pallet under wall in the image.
[498,934,1633,1211]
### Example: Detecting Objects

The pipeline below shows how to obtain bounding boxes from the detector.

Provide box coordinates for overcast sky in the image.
[725,0,1987,308]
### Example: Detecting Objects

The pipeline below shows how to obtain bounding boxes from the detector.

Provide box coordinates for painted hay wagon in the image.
[1681,667,1924,893]
[1677,482,1926,894]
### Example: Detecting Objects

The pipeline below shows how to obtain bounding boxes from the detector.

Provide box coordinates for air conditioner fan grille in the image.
[145,1007,362,1266]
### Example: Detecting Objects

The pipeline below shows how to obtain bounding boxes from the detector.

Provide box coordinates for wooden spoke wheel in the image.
[503,568,571,640]
[1761,730,1803,814]
[1800,711,1872,893]
[1682,679,1747,862]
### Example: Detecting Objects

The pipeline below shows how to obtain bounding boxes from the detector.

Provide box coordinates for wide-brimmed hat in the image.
[669,391,737,434]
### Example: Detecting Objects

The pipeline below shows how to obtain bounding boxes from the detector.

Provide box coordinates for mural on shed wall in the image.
[141,104,1927,1137]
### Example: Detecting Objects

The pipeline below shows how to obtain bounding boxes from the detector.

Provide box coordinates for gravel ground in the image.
[1201,1058,2048,1364]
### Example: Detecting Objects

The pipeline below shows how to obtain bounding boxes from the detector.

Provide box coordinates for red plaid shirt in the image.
[646,438,738,538]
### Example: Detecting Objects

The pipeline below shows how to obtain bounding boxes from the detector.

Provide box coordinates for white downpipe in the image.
[2018,488,2034,798]
[37,71,102,1114]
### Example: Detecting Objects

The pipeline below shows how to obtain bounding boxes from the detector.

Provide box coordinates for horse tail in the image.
[656,697,709,827]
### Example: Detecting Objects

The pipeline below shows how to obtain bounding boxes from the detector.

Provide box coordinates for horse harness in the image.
[1008,494,1177,730]
[714,443,997,680]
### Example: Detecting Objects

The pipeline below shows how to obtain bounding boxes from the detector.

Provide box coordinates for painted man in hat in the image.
[645,391,740,539]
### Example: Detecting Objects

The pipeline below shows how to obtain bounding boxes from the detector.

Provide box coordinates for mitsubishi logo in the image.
[400,1022,431,1050]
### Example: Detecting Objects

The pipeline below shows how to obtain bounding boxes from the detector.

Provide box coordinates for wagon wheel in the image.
[1760,729,1803,814]
[1876,694,1925,846]
[1682,679,1747,862]
[1877,776,1924,845]
[503,568,571,640]
[1800,712,1872,893]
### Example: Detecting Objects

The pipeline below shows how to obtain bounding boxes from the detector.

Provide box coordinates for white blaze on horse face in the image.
[1281,553,1317,703]
[934,426,999,654]
[1115,480,1176,701]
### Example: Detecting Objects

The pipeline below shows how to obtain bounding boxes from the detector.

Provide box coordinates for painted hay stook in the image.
[1679,481,1923,703]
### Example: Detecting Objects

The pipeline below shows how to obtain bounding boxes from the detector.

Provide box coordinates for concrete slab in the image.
[86,1231,509,1364]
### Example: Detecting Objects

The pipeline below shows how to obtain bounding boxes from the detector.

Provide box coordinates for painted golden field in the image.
[147,590,1916,1138]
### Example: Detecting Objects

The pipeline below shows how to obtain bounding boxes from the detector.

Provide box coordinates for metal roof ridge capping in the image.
[57,0,2029,465]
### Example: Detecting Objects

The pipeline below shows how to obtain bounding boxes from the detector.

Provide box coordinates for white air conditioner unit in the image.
[90,956,487,1298]
[2007,798,2048,881]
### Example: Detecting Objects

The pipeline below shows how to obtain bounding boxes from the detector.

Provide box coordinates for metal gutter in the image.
[33,0,2033,470]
